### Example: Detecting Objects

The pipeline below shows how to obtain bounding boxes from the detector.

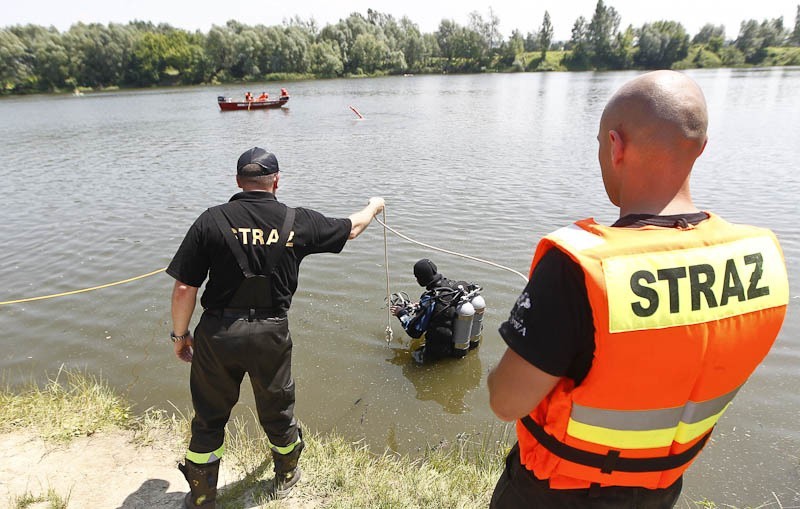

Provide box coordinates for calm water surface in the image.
[1,68,798,505]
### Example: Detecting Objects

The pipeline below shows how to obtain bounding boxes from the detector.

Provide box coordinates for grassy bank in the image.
[1,370,507,508]
[4,370,794,508]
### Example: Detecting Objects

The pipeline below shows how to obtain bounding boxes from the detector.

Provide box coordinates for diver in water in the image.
[390,259,485,363]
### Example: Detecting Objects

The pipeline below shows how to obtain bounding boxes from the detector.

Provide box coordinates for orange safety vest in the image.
[517,213,788,489]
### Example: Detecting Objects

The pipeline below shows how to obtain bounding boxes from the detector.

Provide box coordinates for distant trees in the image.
[564,0,625,69]
[435,19,458,64]
[5,25,68,91]
[397,17,429,71]
[693,24,725,53]
[468,8,502,53]
[557,0,795,72]
[587,0,620,66]
[735,17,787,63]
[308,41,342,77]
[565,17,589,66]
[635,21,690,69]
[0,30,31,91]
[519,11,556,71]
[2,3,800,95]
[501,29,524,66]
[350,33,392,74]
[317,11,423,74]
[538,11,554,59]
[435,17,489,71]
[610,25,635,69]
[129,29,205,85]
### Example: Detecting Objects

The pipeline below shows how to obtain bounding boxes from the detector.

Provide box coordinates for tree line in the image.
[2,2,800,94]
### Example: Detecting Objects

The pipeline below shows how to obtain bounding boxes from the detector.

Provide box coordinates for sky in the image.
[2,0,798,41]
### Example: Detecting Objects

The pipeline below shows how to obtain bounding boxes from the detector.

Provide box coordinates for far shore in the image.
[4,54,800,100]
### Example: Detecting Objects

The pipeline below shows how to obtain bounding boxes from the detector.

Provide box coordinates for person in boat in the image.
[257,92,268,102]
[168,146,385,505]
[280,88,289,98]
[245,91,253,102]
[487,70,789,507]
[390,259,484,364]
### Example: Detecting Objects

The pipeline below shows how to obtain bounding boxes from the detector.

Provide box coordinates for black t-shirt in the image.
[167,191,351,312]
[499,212,710,385]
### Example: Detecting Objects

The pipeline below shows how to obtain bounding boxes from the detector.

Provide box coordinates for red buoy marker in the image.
[349,105,364,119]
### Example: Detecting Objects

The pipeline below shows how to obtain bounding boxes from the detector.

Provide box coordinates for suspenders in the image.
[209,202,296,309]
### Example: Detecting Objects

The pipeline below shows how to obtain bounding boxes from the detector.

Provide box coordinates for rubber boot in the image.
[178,458,220,508]
[271,435,304,499]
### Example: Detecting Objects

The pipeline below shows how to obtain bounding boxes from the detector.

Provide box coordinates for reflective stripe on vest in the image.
[568,385,741,449]
[548,223,607,252]
[521,415,712,474]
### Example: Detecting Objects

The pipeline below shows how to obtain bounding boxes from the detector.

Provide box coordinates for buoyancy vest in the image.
[517,213,789,489]
[420,278,467,358]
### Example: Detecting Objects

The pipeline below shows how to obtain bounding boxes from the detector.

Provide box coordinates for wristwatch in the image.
[170,331,190,342]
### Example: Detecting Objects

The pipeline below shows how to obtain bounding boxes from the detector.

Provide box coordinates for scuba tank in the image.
[451,299,475,356]
[469,294,485,349]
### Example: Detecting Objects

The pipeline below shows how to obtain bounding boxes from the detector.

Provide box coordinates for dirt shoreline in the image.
[1,429,314,509]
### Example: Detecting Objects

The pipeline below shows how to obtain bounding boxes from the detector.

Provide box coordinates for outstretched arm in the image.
[391,301,427,338]
[348,197,385,239]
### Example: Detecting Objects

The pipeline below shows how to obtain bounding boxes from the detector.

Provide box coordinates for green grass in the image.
[2,369,793,508]
[260,72,316,82]
[0,366,130,441]
[673,46,725,70]
[209,407,513,508]
[230,426,513,508]
[11,488,70,509]
[1,370,508,508]
[520,50,568,72]
[761,46,800,66]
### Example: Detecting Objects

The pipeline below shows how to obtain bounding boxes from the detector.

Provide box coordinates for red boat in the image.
[217,92,290,111]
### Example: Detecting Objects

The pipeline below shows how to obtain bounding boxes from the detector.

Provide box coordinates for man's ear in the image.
[609,129,624,165]
[698,136,708,157]
[273,172,280,192]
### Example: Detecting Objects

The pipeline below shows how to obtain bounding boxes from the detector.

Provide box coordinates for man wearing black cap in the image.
[390,259,482,363]
[167,147,384,507]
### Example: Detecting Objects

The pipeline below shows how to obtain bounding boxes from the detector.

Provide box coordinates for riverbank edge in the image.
[4,47,800,98]
[1,369,508,508]
[2,369,789,508]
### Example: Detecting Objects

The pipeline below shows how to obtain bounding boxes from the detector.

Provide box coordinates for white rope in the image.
[374,215,529,282]
[381,209,394,344]
[0,267,167,305]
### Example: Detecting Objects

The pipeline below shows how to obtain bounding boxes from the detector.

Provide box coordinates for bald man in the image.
[487,71,788,508]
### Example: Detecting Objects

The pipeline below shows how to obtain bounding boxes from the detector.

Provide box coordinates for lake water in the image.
[1,68,798,506]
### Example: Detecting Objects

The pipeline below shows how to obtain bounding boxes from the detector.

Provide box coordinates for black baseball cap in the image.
[237,147,279,176]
